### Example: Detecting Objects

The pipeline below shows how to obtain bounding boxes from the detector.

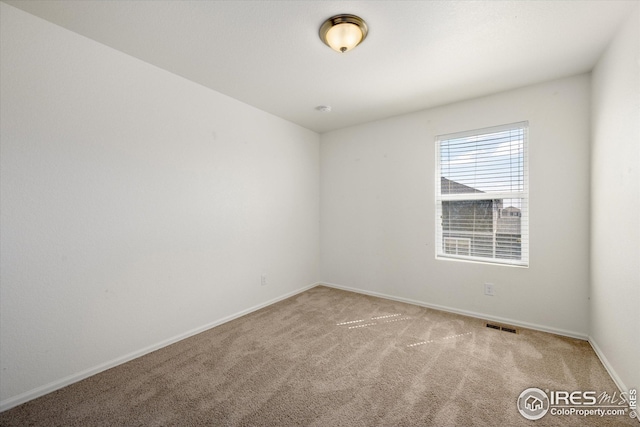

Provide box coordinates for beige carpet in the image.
[0,285,636,426]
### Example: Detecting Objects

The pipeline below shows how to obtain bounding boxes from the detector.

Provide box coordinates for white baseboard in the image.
[588,338,640,424]
[588,336,628,393]
[0,282,320,413]
[320,281,588,340]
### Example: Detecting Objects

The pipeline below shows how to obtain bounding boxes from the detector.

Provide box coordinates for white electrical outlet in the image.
[484,283,495,296]
[261,274,268,286]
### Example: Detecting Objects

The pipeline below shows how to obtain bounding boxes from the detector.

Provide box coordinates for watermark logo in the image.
[517,388,549,420]
[517,387,637,420]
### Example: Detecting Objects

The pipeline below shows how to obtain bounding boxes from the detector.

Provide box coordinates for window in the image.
[444,237,471,256]
[435,122,529,266]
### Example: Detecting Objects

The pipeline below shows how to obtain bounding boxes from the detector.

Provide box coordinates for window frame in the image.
[435,121,529,267]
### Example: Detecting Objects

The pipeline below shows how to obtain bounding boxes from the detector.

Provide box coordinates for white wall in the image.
[321,75,591,337]
[0,3,319,408]
[590,5,640,393]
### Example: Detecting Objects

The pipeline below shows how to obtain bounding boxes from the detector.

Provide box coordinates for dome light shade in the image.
[319,14,368,53]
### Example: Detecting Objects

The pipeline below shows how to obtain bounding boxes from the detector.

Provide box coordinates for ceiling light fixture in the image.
[319,14,368,53]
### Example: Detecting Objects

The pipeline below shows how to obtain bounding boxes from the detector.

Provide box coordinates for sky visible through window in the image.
[440,128,525,207]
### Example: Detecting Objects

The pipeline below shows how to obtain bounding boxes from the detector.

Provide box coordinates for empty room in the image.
[1,1,638,426]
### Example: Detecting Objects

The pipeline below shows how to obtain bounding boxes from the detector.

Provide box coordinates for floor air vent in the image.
[486,323,518,334]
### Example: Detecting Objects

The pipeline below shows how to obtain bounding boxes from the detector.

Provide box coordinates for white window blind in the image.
[435,122,529,266]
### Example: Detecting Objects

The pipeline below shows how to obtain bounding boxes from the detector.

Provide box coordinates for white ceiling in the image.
[4,0,636,133]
